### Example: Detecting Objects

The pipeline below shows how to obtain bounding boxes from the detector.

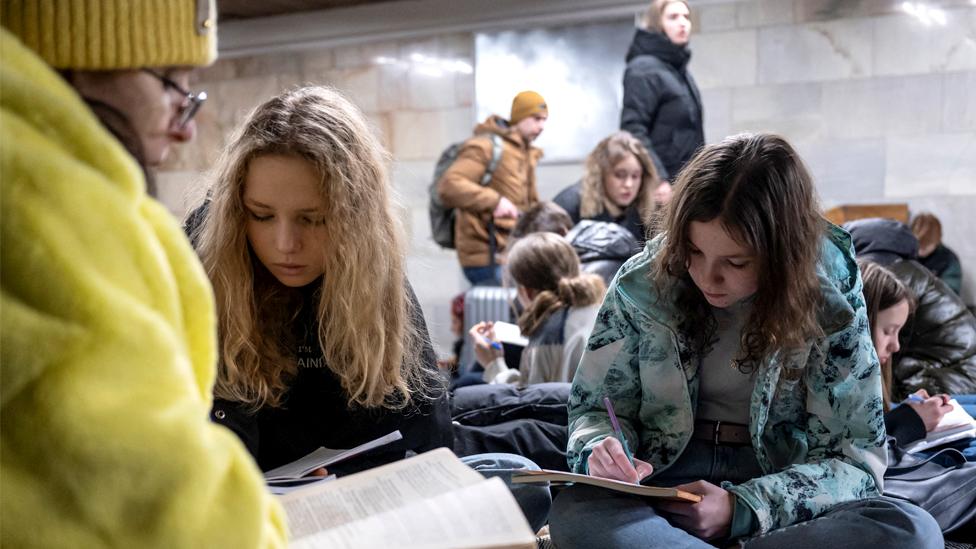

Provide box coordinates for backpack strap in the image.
[479,134,503,186]
[481,134,504,275]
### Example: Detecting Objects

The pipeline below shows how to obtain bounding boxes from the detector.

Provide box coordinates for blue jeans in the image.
[461,452,551,533]
[549,438,942,548]
[462,265,503,286]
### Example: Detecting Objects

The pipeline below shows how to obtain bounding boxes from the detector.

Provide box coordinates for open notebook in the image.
[903,399,976,453]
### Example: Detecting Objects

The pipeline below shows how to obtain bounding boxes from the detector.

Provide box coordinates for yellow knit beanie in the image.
[1,0,217,70]
[510,91,548,125]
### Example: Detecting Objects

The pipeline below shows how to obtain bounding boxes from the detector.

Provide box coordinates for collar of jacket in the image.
[625,28,692,70]
[611,222,858,338]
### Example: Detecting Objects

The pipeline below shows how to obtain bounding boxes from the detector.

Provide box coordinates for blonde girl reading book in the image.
[189,86,550,530]
[548,133,941,548]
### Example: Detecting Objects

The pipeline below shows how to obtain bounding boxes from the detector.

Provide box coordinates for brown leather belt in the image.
[692,420,751,446]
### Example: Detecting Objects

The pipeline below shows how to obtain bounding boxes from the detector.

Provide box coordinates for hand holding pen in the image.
[468,321,504,367]
[586,396,654,484]
[903,389,953,433]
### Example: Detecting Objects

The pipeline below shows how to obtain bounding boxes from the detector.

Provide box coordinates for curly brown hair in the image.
[652,133,824,370]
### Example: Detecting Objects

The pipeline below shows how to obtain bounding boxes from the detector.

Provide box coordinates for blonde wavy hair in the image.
[507,233,606,337]
[580,131,660,223]
[193,86,431,411]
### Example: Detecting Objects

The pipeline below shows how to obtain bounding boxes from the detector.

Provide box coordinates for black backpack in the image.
[429,133,503,249]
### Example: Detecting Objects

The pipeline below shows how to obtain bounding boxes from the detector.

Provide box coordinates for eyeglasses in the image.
[142,69,207,129]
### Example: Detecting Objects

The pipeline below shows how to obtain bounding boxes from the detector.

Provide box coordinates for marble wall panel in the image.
[942,71,976,133]
[690,29,758,89]
[736,0,796,27]
[758,18,873,83]
[791,138,887,206]
[873,8,976,76]
[698,3,738,32]
[822,74,944,138]
[885,134,976,197]
[731,83,824,141]
[701,88,733,144]
[390,107,474,160]
[308,66,382,112]
[333,40,399,69]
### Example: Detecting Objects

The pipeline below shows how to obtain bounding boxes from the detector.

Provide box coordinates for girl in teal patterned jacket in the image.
[549,133,941,548]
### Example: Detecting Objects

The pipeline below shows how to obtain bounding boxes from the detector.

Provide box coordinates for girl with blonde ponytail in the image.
[470,232,606,385]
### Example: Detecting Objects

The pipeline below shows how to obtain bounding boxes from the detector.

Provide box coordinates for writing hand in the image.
[655,480,733,541]
[907,390,953,432]
[468,321,503,367]
[587,436,654,484]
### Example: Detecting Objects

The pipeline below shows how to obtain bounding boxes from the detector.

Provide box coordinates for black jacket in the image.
[620,29,704,181]
[209,283,453,476]
[846,218,976,396]
[553,181,647,243]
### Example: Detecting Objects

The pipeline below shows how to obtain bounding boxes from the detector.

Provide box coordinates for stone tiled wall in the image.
[157,0,976,356]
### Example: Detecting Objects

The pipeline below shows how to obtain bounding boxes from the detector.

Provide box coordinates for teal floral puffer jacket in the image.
[567,224,887,536]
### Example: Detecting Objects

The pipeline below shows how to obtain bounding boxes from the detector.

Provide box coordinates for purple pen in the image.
[603,395,635,465]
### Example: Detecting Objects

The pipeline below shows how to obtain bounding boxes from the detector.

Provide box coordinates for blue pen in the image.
[603,396,635,467]
[490,341,503,350]
[904,394,925,404]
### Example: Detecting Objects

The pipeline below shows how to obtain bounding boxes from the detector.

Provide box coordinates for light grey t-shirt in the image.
[697,301,755,425]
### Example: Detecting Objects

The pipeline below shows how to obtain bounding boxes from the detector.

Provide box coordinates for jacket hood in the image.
[625,28,691,69]
[475,114,521,144]
[843,218,919,266]
[613,223,859,336]
[567,220,641,262]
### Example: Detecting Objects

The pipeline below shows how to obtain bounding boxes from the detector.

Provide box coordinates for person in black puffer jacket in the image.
[620,0,704,186]
[845,218,976,397]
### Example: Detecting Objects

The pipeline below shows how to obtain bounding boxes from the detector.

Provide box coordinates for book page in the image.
[279,448,487,538]
[932,399,976,433]
[264,430,403,481]
[290,477,535,549]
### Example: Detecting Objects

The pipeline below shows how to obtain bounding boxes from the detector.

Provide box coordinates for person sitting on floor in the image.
[469,232,605,387]
[911,212,963,296]
[187,86,550,530]
[859,259,976,537]
[846,217,976,397]
[549,133,941,549]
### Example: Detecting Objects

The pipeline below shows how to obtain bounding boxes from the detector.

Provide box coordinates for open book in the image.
[263,430,402,494]
[512,469,702,503]
[278,448,536,549]
[903,399,976,453]
[264,430,402,482]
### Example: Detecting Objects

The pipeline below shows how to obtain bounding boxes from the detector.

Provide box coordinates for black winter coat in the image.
[209,283,454,477]
[846,218,976,396]
[620,29,704,181]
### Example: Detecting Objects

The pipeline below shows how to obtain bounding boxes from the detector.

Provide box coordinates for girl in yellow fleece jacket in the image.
[1,2,286,547]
